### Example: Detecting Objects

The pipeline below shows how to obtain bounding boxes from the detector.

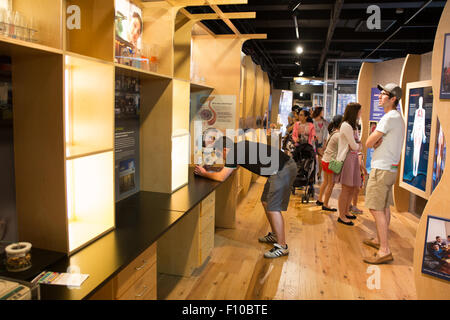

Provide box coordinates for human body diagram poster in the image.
[195,95,236,130]
[191,95,236,165]
[402,87,433,192]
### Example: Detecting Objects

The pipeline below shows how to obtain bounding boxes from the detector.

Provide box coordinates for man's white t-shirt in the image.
[371,110,405,172]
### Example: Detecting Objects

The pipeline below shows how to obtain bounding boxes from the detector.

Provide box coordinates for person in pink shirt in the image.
[292,109,316,147]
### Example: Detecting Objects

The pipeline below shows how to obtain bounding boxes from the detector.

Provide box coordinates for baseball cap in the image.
[377,83,402,100]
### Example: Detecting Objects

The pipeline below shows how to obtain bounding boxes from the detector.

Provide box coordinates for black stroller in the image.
[291,142,316,204]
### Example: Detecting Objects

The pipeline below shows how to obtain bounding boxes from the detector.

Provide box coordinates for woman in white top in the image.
[312,107,329,181]
[316,115,342,212]
[335,103,362,226]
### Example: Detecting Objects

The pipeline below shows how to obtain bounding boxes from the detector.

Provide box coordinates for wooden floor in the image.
[158,177,419,300]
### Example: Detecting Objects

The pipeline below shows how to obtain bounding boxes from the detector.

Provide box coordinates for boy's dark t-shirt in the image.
[224,141,291,177]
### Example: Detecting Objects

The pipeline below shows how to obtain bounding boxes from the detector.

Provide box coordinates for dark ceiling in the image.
[186,0,446,84]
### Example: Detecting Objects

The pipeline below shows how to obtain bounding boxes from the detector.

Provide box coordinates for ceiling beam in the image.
[317,0,344,72]
[187,12,256,20]
[206,2,241,35]
[193,34,267,40]
[245,4,332,11]
[178,8,217,37]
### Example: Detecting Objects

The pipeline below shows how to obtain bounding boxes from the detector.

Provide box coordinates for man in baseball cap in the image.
[363,83,405,264]
[377,83,403,102]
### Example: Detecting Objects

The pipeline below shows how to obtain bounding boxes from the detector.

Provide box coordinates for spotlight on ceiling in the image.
[396,8,404,14]
[295,60,301,66]
[299,71,304,76]
[296,46,303,54]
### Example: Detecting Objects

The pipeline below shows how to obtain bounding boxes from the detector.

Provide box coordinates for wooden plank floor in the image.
[157,177,419,300]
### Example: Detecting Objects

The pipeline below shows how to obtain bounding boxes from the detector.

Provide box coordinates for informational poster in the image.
[114,74,140,202]
[402,86,433,193]
[336,94,356,115]
[370,87,401,121]
[313,93,323,108]
[369,88,384,121]
[432,118,446,192]
[191,95,236,165]
[115,0,143,65]
[196,95,236,130]
[365,121,378,174]
[440,33,450,99]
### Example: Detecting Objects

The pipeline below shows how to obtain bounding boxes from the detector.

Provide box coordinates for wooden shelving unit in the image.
[190,81,214,92]
[8,0,267,256]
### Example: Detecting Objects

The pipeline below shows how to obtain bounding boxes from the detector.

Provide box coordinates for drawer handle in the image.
[135,260,148,271]
[135,285,149,298]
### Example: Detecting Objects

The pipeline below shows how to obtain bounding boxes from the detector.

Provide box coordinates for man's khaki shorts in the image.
[365,169,397,211]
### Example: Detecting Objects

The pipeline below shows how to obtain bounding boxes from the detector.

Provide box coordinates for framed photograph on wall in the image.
[421,215,450,282]
[440,33,450,99]
[399,80,436,199]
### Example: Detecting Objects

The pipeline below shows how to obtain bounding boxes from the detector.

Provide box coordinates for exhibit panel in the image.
[399,80,435,199]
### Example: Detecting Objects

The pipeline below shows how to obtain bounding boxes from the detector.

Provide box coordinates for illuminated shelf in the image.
[65,55,114,159]
[66,145,114,160]
[66,152,115,253]
[68,221,115,254]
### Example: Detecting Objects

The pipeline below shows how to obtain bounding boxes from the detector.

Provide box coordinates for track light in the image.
[292,1,302,12]
[299,71,304,76]
[295,60,301,66]
[296,46,303,54]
